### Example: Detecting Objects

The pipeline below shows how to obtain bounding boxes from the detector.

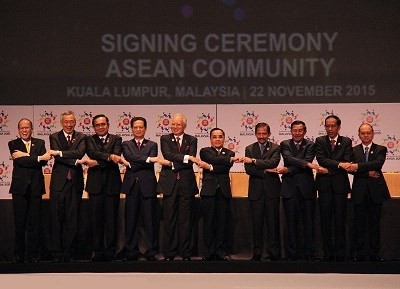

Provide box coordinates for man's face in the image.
[255,126,270,144]
[18,119,33,141]
[171,116,186,136]
[132,120,146,139]
[93,117,109,137]
[61,114,76,134]
[210,129,225,149]
[358,124,374,145]
[291,124,306,143]
[324,117,340,139]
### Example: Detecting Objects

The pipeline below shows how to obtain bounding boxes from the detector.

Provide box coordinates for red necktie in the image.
[330,139,336,150]
[176,137,181,152]
[137,141,141,152]
[67,135,72,147]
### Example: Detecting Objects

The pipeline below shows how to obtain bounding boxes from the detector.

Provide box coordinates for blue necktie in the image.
[365,146,369,162]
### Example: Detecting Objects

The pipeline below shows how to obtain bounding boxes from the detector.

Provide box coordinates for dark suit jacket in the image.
[199,147,234,198]
[351,143,390,205]
[244,141,281,200]
[157,133,198,197]
[85,134,122,195]
[49,130,86,192]
[280,139,317,199]
[8,137,47,196]
[120,139,158,197]
[315,135,353,194]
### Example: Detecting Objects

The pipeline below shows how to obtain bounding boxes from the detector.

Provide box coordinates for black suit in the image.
[244,141,281,258]
[200,146,234,259]
[121,139,159,259]
[49,130,85,260]
[85,134,122,261]
[8,137,47,261]
[351,143,390,259]
[280,139,317,260]
[315,135,353,260]
[157,133,198,259]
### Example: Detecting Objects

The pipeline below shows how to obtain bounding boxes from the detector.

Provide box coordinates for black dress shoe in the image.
[12,255,24,263]
[370,255,385,262]
[182,257,191,261]
[305,256,315,262]
[215,255,228,261]
[164,257,175,261]
[335,257,346,262]
[52,256,62,263]
[323,256,335,262]
[123,255,139,262]
[250,255,262,261]
[146,255,156,261]
[270,255,280,261]
[28,257,40,263]
[202,255,215,261]
[353,255,366,262]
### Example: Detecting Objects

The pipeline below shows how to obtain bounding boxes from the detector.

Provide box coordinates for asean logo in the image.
[319,110,335,126]
[0,111,9,130]
[0,161,10,181]
[38,111,57,132]
[382,135,400,156]
[279,111,298,130]
[360,109,380,127]
[240,111,259,131]
[43,162,53,174]
[156,112,172,134]
[117,112,133,133]
[196,113,215,134]
[225,136,240,154]
[77,111,94,132]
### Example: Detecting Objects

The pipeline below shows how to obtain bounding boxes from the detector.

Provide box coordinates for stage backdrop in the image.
[0,103,399,199]
[1,1,399,105]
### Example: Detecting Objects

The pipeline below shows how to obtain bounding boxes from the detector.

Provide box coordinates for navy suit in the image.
[121,139,159,259]
[85,134,122,261]
[351,143,390,259]
[8,137,47,261]
[157,133,198,259]
[49,130,85,260]
[315,135,353,260]
[244,141,281,258]
[200,146,234,259]
[280,139,317,260]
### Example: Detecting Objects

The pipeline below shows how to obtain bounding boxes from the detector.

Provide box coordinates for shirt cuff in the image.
[183,155,189,163]
[146,157,150,163]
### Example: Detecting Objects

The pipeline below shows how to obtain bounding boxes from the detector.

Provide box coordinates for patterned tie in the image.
[365,146,369,162]
[176,137,181,152]
[25,142,30,154]
[295,142,301,150]
[330,139,336,150]
[260,143,266,155]
[137,141,141,152]
[67,135,72,147]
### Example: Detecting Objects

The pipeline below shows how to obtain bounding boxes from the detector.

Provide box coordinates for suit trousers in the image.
[354,190,383,257]
[250,194,280,257]
[162,181,195,259]
[50,180,82,257]
[12,186,41,259]
[88,192,120,259]
[282,188,316,259]
[319,188,347,259]
[201,188,230,258]
[125,186,159,258]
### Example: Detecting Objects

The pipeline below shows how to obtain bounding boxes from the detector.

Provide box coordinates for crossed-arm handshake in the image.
[12,150,53,161]
[338,162,380,178]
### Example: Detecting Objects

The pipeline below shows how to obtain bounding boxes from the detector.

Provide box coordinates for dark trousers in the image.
[283,188,316,259]
[319,189,347,259]
[250,195,280,257]
[201,189,230,258]
[12,187,41,259]
[162,182,195,259]
[354,191,383,258]
[125,187,159,258]
[50,180,82,257]
[88,192,120,259]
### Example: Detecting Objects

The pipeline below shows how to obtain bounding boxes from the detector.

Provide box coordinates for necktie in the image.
[67,135,72,147]
[330,139,336,150]
[101,137,106,143]
[217,149,221,156]
[365,146,369,162]
[137,141,141,152]
[25,142,30,154]
[176,137,181,152]
[260,144,266,155]
[295,142,301,150]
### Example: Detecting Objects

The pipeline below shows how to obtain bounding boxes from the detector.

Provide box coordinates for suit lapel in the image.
[252,143,262,158]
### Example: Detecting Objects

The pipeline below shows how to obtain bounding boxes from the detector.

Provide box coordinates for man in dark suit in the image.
[243,122,281,261]
[280,120,319,261]
[120,116,159,261]
[198,128,239,261]
[48,110,86,262]
[85,114,122,262]
[8,118,52,263]
[346,123,390,262]
[315,115,353,262]
[157,113,200,261]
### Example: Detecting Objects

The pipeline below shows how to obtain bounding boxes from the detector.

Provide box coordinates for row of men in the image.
[9,111,389,263]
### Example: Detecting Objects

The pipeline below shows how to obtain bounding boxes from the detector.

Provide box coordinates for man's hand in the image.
[12,150,29,159]
[109,154,121,164]
[189,156,201,165]
[197,160,211,170]
[369,170,380,178]
[39,151,52,161]
[85,158,99,168]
